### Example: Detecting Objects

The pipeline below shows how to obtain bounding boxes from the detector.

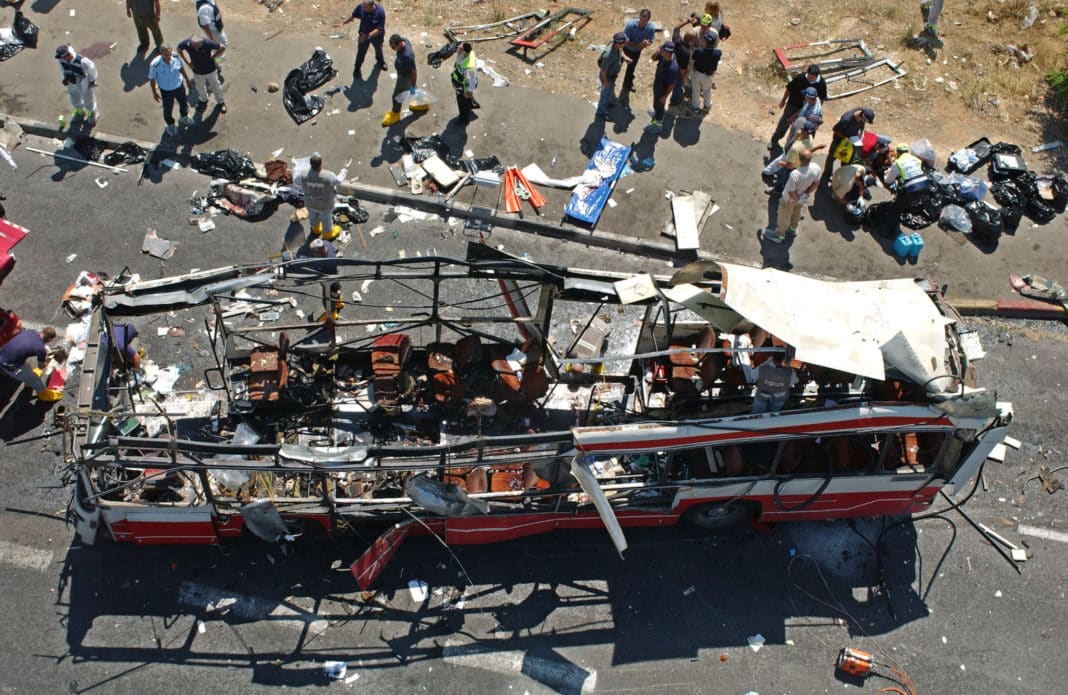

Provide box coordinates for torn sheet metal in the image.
[570,454,627,557]
[142,229,176,259]
[718,263,952,384]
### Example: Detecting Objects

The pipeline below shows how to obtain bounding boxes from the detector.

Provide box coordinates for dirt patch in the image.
[237,0,1066,166]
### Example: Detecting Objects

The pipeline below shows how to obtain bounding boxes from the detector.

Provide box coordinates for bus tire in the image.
[682,500,756,530]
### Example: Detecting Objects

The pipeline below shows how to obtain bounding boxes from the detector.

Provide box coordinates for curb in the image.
[5,113,704,264]
[950,297,1067,320]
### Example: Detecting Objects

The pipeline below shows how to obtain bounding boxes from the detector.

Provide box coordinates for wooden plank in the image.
[672,195,699,250]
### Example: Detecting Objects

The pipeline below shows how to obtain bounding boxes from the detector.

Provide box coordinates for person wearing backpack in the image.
[595,33,625,121]
[196,0,227,47]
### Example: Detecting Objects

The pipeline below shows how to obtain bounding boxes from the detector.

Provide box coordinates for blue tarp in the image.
[564,137,631,225]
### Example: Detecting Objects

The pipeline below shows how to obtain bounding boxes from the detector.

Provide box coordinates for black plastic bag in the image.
[965,200,1002,243]
[1050,173,1068,213]
[427,42,458,68]
[13,11,38,49]
[990,142,1022,156]
[861,201,900,238]
[991,180,1024,208]
[102,141,147,166]
[402,134,451,163]
[282,49,336,124]
[190,148,256,180]
[70,135,106,162]
[0,44,23,62]
[1025,197,1056,224]
[1000,206,1022,234]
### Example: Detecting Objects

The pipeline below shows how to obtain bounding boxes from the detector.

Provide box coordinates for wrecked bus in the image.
[62,245,1011,588]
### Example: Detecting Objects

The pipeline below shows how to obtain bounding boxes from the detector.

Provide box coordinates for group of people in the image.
[596,4,729,132]
[56,0,227,134]
[336,0,480,127]
[761,61,933,243]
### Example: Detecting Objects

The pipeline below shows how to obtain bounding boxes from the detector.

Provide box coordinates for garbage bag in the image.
[0,44,23,62]
[1000,205,1022,233]
[965,200,1002,242]
[1047,173,1068,213]
[70,135,106,162]
[948,173,987,202]
[102,141,147,166]
[910,138,936,168]
[190,148,256,180]
[938,204,971,234]
[1025,197,1056,224]
[337,196,369,224]
[861,201,900,238]
[13,11,38,49]
[282,49,336,124]
[991,180,1025,208]
[427,42,458,68]
[402,134,451,163]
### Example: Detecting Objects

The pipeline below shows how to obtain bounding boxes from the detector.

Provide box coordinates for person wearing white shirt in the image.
[55,45,98,125]
[765,149,821,243]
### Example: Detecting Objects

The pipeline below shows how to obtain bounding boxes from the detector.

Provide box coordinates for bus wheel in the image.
[682,500,756,530]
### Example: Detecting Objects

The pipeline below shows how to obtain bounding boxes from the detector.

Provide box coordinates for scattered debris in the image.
[747,634,766,652]
[322,661,347,680]
[408,579,429,603]
[1037,466,1065,494]
[266,82,279,93]
[142,229,176,260]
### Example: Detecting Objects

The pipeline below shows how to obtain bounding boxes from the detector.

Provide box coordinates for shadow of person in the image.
[438,119,469,159]
[120,51,152,93]
[178,105,222,154]
[0,387,52,442]
[757,227,794,271]
[343,70,380,111]
[580,118,606,158]
[138,140,179,185]
[808,186,857,241]
[29,0,60,13]
[49,152,88,182]
[672,112,702,147]
[369,122,408,168]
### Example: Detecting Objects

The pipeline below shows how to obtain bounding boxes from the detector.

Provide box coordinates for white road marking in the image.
[177,581,329,633]
[443,642,597,693]
[0,540,54,573]
[1017,524,1068,544]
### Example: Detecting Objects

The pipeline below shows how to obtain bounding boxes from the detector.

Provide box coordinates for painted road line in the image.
[443,642,597,693]
[1017,524,1068,544]
[177,581,329,634]
[0,540,54,573]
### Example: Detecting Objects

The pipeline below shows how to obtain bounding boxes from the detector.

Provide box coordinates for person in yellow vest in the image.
[883,143,931,213]
[451,42,478,125]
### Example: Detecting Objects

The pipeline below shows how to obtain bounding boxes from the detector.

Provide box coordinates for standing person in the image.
[0,327,55,396]
[177,35,226,113]
[127,0,163,53]
[689,30,720,114]
[749,351,797,413]
[822,107,875,182]
[55,45,98,127]
[451,42,478,125]
[148,44,194,136]
[595,32,625,121]
[764,149,821,243]
[768,64,827,151]
[294,154,349,237]
[668,16,696,109]
[196,0,227,46]
[763,119,825,195]
[335,0,387,80]
[920,0,943,38]
[619,9,655,104]
[381,34,422,127]
[645,42,677,133]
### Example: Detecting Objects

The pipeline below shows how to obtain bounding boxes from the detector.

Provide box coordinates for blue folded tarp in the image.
[564,137,631,226]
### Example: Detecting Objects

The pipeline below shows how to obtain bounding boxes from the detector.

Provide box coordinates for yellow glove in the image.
[32,367,43,377]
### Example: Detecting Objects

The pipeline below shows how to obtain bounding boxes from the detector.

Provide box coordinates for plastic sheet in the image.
[909,138,936,168]
[190,148,256,180]
[283,49,337,124]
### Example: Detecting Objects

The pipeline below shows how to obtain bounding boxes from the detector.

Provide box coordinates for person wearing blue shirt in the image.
[0,327,55,394]
[646,42,678,133]
[148,44,194,136]
[336,0,387,80]
[382,34,423,127]
[619,9,655,104]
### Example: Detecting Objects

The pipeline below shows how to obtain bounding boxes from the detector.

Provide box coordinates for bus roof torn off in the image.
[61,244,1011,589]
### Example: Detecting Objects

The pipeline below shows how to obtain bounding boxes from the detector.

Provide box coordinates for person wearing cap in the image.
[127,0,163,53]
[335,0,388,80]
[55,45,99,126]
[796,86,822,125]
[668,16,697,110]
[619,9,656,102]
[149,44,194,136]
[177,35,226,114]
[688,30,721,113]
[822,107,875,182]
[596,33,626,121]
[294,155,350,237]
[763,118,825,195]
[782,112,821,156]
[769,64,828,151]
[451,42,479,126]
[382,34,421,127]
[646,41,678,133]
[764,148,821,244]
[307,238,339,275]
[883,143,931,213]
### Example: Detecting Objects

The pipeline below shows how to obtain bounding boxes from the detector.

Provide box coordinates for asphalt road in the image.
[0,138,1066,694]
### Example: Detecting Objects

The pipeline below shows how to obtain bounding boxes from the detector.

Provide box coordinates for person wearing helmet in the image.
[883,144,931,212]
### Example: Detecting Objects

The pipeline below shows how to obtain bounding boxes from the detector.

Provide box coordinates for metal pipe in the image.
[25,147,128,173]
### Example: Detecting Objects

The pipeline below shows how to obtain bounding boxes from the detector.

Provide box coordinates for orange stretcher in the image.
[502,167,547,216]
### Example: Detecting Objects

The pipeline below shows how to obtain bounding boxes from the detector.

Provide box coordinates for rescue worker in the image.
[749,350,797,414]
[55,45,98,127]
[293,154,349,237]
[335,0,387,80]
[0,327,56,396]
[451,42,478,126]
[883,144,931,213]
[381,34,422,127]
